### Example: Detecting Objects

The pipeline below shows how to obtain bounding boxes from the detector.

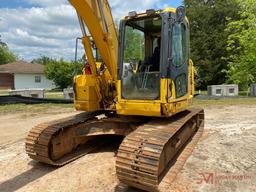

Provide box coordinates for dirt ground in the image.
[0,104,255,192]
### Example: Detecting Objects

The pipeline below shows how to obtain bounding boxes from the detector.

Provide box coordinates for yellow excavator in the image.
[25,0,204,191]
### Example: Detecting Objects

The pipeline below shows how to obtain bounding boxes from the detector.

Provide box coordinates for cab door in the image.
[169,18,189,98]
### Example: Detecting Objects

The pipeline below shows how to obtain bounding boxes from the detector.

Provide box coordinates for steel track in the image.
[25,111,104,166]
[116,108,204,191]
[25,111,145,166]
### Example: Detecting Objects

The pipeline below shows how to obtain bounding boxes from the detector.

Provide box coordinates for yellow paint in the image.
[74,75,101,111]
[116,101,161,116]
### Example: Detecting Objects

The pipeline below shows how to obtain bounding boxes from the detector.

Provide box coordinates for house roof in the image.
[0,61,44,74]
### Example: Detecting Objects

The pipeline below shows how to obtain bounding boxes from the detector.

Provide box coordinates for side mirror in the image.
[176,6,186,22]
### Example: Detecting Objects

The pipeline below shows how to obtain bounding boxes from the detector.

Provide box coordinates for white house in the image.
[0,61,55,90]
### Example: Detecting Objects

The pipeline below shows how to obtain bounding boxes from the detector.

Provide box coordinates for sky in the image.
[0,0,182,61]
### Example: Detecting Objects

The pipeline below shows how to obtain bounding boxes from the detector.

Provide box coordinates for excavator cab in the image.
[116,7,194,117]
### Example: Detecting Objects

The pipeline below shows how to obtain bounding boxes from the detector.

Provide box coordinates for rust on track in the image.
[25,111,145,166]
[25,111,103,166]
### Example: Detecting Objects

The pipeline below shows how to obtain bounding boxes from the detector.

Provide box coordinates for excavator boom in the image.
[69,0,118,80]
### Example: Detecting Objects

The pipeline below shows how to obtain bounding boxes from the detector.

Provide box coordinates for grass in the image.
[0,103,73,115]
[44,91,64,99]
[193,97,256,106]
[0,90,70,115]
[0,89,65,99]
[238,91,251,96]
[195,90,207,95]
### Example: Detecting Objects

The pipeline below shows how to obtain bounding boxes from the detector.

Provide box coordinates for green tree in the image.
[45,59,83,89]
[184,0,241,89]
[31,56,53,65]
[225,0,256,90]
[124,26,145,62]
[0,44,16,65]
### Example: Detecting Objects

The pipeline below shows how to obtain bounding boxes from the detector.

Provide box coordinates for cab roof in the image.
[123,7,176,20]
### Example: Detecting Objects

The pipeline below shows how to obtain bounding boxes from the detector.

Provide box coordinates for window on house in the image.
[229,88,235,94]
[35,76,41,83]
[216,89,222,94]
